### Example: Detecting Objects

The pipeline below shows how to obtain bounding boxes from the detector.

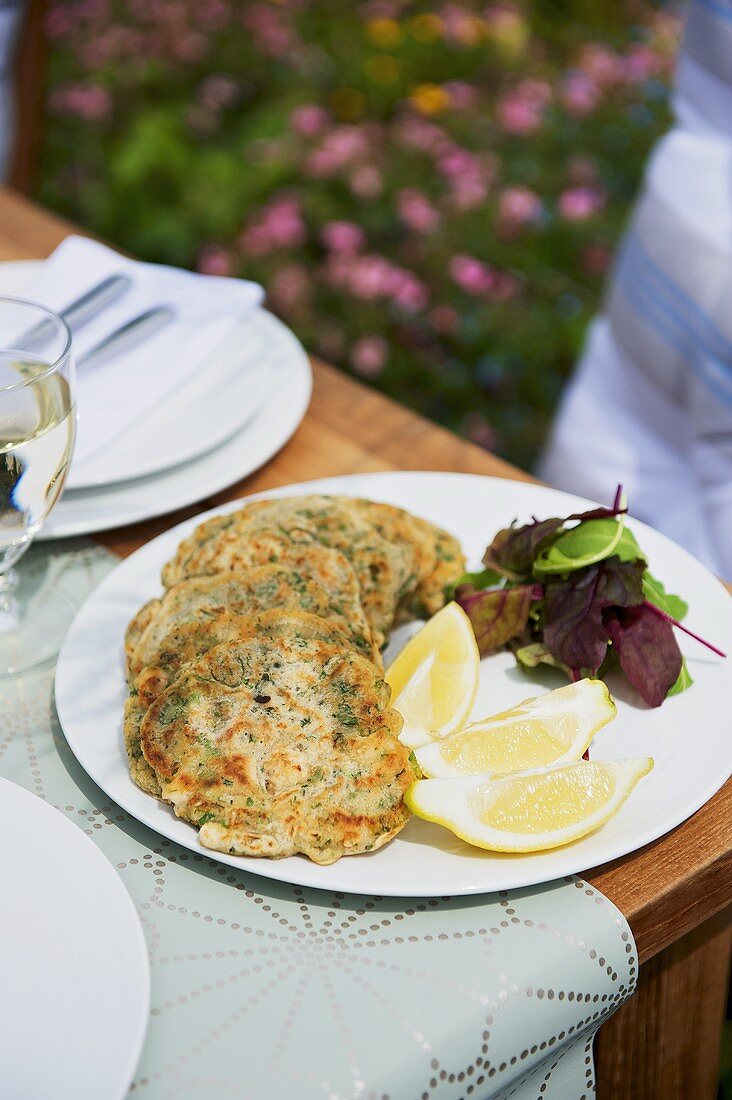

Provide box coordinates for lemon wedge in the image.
[386,602,479,748]
[414,679,616,778]
[405,758,653,852]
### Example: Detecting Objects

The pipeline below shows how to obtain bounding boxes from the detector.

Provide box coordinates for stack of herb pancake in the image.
[123,495,465,865]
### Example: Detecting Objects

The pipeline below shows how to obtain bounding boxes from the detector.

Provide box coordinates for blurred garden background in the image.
[38,0,680,469]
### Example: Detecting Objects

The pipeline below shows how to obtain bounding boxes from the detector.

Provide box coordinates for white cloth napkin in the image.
[24,236,264,465]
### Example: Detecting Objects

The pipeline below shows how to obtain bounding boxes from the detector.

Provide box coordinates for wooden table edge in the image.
[1,185,730,968]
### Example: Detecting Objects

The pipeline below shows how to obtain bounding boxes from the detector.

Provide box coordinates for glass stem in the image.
[0,569,20,633]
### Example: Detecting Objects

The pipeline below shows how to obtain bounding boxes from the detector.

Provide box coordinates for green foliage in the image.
[39,0,678,466]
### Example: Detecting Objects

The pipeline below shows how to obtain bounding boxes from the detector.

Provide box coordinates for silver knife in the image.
[77,305,176,369]
[24,273,132,349]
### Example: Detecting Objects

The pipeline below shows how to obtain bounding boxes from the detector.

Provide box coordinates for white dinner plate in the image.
[55,472,732,897]
[0,261,312,537]
[0,777,149,1099]
[0,260,270,489]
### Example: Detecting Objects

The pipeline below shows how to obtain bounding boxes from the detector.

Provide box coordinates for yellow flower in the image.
[366,17,403,49]
[364,55,401,84]
[409,83,451,116]
[409,13,442,42]
[486,13,529,60]
[329,87,366,120]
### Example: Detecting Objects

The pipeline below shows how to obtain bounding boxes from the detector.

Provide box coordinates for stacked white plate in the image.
[0,260,312,538]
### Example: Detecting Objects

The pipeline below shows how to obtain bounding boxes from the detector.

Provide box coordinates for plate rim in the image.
[0,776,150,1099]
[0,259,272,490]
[55,470,732,897]
[36,309,312,538]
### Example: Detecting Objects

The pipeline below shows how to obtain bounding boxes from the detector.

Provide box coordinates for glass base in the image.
[0,573,76,676]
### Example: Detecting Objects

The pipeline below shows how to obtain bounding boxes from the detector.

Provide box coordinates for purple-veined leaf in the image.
[604,604,683,708]
[456,583,536,655]
[481,490,629,579]
[543,558,645,672]
[482,517,564,578]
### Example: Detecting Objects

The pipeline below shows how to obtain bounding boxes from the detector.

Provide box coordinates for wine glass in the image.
[0,297,76,674]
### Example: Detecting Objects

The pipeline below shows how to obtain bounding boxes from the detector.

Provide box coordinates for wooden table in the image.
[1,185,729,1099]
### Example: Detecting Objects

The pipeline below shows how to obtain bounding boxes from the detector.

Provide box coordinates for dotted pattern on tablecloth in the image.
[0,542,638,1100]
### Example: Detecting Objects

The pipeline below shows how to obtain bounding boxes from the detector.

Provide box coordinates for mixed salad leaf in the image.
[452,488,725,708]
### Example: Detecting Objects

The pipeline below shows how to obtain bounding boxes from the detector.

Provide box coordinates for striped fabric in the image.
[0,2,24,183]
[541,1,732,579]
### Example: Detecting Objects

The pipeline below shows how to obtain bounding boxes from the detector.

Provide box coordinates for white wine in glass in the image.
[0,298,76,674]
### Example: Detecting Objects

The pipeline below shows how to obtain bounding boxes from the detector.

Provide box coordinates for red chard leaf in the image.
[543,558,645,672]
[481,492,629,579]
[456,584,535,655]
[604,605,683,707]
[482,518,564,577]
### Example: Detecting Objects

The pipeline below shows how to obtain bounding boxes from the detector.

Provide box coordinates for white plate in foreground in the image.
[0,260,271,489]
[0,778,149,1099]
[55,472,732,896]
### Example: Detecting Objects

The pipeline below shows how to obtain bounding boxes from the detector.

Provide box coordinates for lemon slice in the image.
[386,602,479,748]
[415,679,615,778]
[405,758,653,852]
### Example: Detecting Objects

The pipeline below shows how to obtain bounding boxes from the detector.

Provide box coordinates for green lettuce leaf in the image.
[642,571,688,621]
[533,518,645,575]
[667,658,693,697]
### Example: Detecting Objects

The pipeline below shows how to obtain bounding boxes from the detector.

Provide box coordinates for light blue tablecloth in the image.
[0,541,637,1099]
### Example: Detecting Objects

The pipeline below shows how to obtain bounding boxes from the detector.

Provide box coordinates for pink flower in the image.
[623,46,661,83]
[351,335,388,378]
[497,186,543,227]
[496,79,551,136]
[198,74,238,111]
[449,178,488,211]
[268,264,311,313]
[388,270,429,311]
[49,83,112,121]
[578,44,623,88]
[443,81,478,110]
[558,187,605,222]
[349,165,383,198]
[438,148,480,178]
[239,197,306,255]
[393,115,452,156]
[321,221,365,253]
[196,244,234,277]
[397,190,440,233]
[562,73,600,118]
[450,255,496,295]
[241,4,298,58]
[291,105,329,137]
[323,254,428,312]
[496,96,541,135]
[306,126,371,178]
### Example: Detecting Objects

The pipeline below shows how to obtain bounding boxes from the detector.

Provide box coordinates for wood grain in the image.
[596,909,731,1100]
[8,0,48,193]
[0,183,729,967]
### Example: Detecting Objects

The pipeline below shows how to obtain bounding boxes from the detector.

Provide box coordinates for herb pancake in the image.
[160,495,417,645]
[404,517,466,617]
[140,636,411,863]
[125,610,379,798]
[130,551,376,679]
[124,598,159,681]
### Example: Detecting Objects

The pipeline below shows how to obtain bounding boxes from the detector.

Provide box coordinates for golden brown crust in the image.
[124,493,465,862]
[140,637,410,863]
